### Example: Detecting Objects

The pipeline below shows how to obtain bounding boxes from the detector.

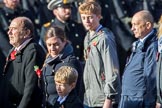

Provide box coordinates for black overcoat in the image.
[1,39,45,108]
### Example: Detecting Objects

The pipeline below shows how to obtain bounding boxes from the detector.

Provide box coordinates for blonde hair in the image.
[78,1,101,16]
[54,66,78,85]
[158,15,162,38]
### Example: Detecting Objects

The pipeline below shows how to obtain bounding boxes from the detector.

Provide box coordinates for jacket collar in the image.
[45,43,73,65]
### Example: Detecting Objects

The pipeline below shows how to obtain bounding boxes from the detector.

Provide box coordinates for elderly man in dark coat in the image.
[0,16,45,108]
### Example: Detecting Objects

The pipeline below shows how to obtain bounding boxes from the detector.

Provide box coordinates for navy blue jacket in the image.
[53,90,84,108]
[41,43,83,108]
[119,29,158,108]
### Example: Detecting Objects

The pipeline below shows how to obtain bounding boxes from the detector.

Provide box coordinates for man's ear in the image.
[146,21,152,29]
[53,9,57,16]
[71,82,76,89]
[97,15,102,20]
[24,29,31,38]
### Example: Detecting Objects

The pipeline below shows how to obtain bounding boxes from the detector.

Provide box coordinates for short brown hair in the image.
[78,1,101,16]
[54,66,78,85]
[45,26,66,42]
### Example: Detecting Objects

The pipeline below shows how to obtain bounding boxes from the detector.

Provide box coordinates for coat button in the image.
[75,34,79,37]
[76,57,79,60]
[46,94,48,97]
[76,45,80,49]
[105,4,109,8]
[5,13,8,16]
[72,23,75,27]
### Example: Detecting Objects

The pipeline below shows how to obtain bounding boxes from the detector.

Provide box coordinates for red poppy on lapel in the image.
[92,41,97,46]
[92,36,98,46]
[10,50,17,60]
[34,65,42,78]
[101,72,105,81]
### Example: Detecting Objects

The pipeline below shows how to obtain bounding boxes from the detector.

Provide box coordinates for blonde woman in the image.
[156,15,162,108]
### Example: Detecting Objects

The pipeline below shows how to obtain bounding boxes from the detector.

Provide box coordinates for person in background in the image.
[154,0,162,23]
[53,66,84,108]
[156,15,162,108]
[121,0,162,23]
[20,0,54,37]
[79,1,121,108]
[0,16,45,108]
[41,26,83,108]
[40,0,86,62]
[118,10,158,108]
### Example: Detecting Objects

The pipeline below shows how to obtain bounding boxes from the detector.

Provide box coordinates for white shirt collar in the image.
[139,29,154,43]
[57,94,68,104]
[15,38,32,51]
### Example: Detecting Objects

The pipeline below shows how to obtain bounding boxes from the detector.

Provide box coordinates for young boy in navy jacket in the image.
[53,66,83,108]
